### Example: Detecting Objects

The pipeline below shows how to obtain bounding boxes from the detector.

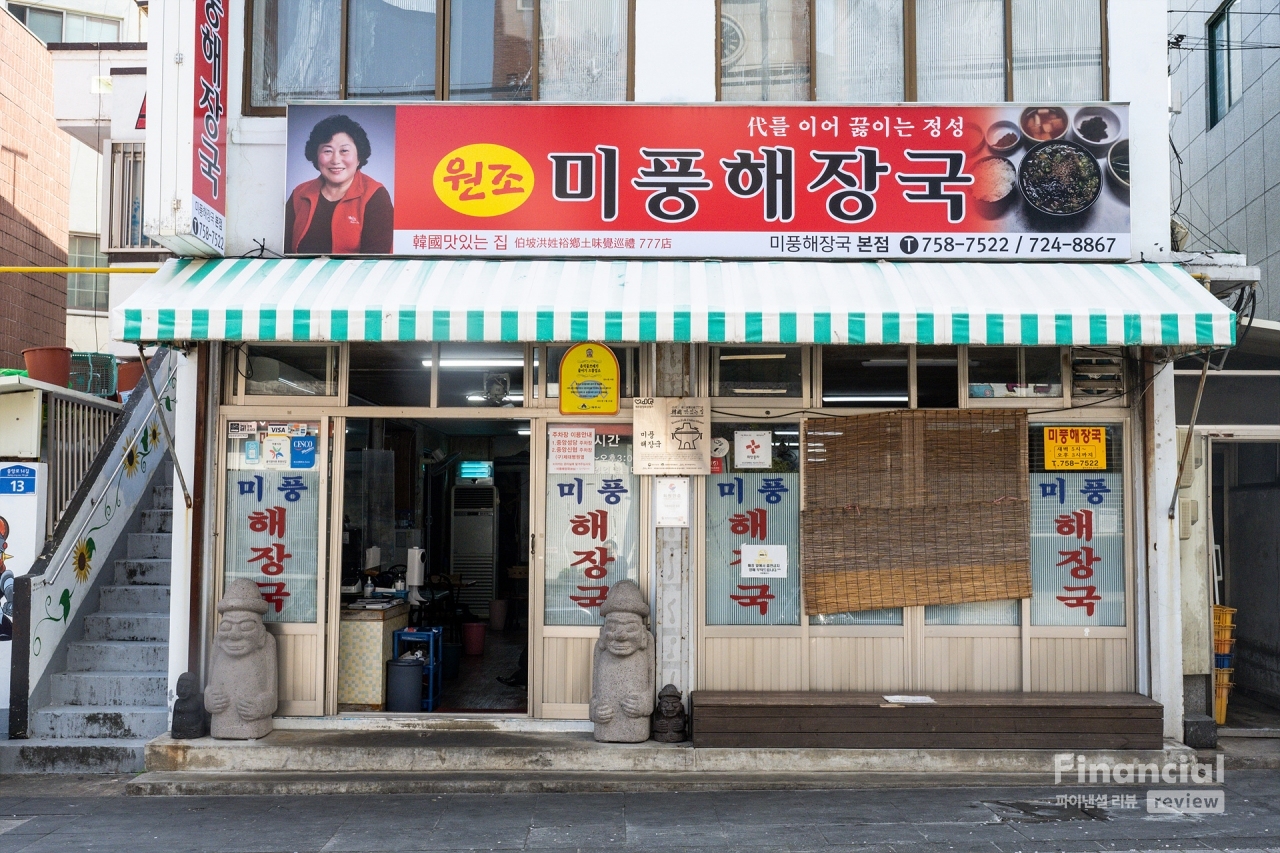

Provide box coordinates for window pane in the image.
[1209,14,1228,124]
[64,13,119,42]
[449,0,533,101]
[436,343,525,407]
[706,423,800,626]
[916,345,959,408]
[711,346,803,398]
[1029,426,1125,627]
[250,0,341,107]
[349,343,433,406]
[815,0,903,102]
[67,235,108,312]
[1011,0,1101,102]
[915,0,1004,103]
[348,0,437,98]
[544,426,638,626]
[821,345,908,407]
[26,7,63,43]
[968,346,1062,399]
[244,345,338,396]
[539,0,628,101]
[810,608,903,625]
[925,600,1020,625]
[720,0,811,101]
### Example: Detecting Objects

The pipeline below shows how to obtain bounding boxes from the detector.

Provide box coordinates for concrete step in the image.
[114,559,171,586]
[32,705,170,739]
[127,532,171,559]
[83,612,170,642]
[137,510,172,534]
[67,641,168,672]
[98,585,170,614]
[143,731,1194,775]
[152,484,173,509]
[50,671,167,706]
[0,738,147,774]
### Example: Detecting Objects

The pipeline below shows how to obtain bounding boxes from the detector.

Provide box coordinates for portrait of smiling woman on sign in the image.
[285,113,394,254]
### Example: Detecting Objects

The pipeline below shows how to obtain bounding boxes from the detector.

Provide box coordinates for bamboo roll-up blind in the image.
[802,410,1031,614]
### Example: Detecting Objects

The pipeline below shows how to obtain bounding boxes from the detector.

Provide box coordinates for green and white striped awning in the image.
[115,258,1235,347]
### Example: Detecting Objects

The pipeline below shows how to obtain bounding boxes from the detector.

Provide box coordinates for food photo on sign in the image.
[283,102,1131,260]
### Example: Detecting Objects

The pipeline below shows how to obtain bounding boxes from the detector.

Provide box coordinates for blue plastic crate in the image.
[421,663,441,711]
[1215,653,1234,669]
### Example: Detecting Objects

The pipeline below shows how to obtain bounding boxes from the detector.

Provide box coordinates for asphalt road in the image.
[0,771,1275,852]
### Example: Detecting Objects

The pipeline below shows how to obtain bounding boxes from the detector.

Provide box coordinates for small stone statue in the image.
[589,580,655,743]
[651,683,687,743]
[170,672,210,739]
[205,579,277,739]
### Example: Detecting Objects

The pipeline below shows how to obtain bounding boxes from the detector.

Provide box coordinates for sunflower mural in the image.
[148,423,161,452]
[123,440,141,477]
[72,538,95,584]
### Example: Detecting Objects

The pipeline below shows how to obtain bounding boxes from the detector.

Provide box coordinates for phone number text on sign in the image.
[1044,426,1107,471]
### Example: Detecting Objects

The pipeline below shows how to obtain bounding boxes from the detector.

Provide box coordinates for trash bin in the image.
[489,599,508,631]
[386,658,424,712]
[442,643,463,680]
[462,621,487,656]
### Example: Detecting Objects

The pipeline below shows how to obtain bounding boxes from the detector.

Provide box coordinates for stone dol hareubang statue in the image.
[651,683,687,743]
[170,671,210,739]
[205,579,278,739]
[589,580,655,743]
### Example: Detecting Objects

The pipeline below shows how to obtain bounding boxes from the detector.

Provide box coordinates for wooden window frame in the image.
[716,0,1110,104]
[243,0,638,117]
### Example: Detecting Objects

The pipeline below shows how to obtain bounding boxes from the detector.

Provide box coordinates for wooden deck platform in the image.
[689,692,1164,750]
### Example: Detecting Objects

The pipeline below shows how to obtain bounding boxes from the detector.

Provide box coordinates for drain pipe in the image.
[138,344,194,510]
[1168,356,1209,519]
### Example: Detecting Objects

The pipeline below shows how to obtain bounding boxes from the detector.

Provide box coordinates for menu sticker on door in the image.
[548,426,596,473]
[632,397,711,475]
[734,431,772,469]
[1044,426,1107,470]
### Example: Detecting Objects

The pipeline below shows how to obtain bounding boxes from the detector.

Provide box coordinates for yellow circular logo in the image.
[432,143,534,217]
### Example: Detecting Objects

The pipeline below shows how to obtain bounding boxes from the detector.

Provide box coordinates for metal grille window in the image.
[246,0,634,114]
[67,234,108,312]
[109,143,154,250]
[729,0,1106,101]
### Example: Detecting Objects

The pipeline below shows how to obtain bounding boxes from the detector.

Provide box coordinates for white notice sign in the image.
[632,397,711,475]
[653,477,690,527]
[735,431,772,469]
[740,544,787,578]
[548,426,596,473]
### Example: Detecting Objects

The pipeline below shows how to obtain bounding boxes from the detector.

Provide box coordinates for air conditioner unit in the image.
[451,484,498,616]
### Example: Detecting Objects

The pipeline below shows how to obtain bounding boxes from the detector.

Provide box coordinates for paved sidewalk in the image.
[0,771,1274,852]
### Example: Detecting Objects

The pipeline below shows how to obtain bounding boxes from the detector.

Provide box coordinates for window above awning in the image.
[114,258,1235,347]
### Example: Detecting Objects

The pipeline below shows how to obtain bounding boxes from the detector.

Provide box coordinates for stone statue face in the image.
[176,673,195,699]
[602,613,647,658]
[217,610,268,658]
[659,695,682,716]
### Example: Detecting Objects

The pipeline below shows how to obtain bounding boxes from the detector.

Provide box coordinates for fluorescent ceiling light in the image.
[422,358,525,369]
[466,393,525,402]
[517,429,531,436]
[774,430,800,435]
[719,353,789,361]
[731,388,789,394]
[823,395,909,403]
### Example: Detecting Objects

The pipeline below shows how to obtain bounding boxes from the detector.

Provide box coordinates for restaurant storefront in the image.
[118,254,1233,721]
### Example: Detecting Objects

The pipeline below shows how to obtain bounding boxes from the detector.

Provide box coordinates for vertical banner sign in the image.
[632,397,711,474]
[1030,471,1124,626]
[544,428,638,626]
[224,469,320,623]
[192,0,228,253]
[705,472,800,626]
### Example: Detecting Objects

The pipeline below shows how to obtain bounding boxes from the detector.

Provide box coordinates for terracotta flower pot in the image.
[21,347,72,388]
[116,359,149,393]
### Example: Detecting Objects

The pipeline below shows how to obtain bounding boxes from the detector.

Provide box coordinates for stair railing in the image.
[8,349,178,738]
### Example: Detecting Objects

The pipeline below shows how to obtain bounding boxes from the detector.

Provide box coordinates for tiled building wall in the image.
[1169,1,1280,319]
[0,11,69,369]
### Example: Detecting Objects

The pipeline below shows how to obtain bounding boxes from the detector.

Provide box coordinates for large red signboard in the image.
[192,0,228,253]
[284,103,1130,260]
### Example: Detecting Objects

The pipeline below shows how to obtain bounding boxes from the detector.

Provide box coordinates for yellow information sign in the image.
[1043,426,1107,471]
[559,343,619,415]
